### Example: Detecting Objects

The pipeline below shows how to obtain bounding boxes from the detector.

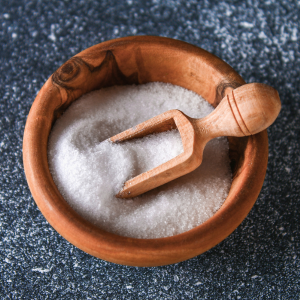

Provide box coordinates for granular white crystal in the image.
[48,82,231,239]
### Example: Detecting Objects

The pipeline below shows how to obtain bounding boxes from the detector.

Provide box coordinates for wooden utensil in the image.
[111,83,281,199]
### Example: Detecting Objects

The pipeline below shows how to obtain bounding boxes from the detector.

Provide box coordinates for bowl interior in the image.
[23,36,268,266]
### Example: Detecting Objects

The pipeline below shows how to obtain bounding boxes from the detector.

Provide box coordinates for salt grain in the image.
[48,82,232,239]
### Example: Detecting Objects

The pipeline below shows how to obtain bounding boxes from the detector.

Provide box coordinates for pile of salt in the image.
[48,82,231,239]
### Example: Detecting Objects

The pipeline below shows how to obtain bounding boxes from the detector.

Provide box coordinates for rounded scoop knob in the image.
[230,83,281,135]
[202,83,281,138]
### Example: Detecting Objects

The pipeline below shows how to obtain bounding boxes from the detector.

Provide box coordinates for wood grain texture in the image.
[23,36,270,266]
[112,83,281,199]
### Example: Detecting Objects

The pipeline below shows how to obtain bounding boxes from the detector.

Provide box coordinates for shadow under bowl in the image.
[23,36,268,267]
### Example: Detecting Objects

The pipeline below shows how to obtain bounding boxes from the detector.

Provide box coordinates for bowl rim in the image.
[23,36,268,267]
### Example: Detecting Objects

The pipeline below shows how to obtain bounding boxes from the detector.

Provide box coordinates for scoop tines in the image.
[110,83,281,199]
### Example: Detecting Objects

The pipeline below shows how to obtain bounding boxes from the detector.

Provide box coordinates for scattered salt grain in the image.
[48,82,232,239]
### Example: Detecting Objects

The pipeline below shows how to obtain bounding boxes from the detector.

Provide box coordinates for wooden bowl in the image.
[23,36,268,267]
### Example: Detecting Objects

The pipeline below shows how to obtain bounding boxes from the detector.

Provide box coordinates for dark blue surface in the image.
[0,0,299,299]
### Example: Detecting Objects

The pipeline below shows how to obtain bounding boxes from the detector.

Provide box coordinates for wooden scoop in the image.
[110,83,281,199]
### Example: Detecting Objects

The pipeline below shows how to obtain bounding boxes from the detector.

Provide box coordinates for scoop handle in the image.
[196,83,281,138]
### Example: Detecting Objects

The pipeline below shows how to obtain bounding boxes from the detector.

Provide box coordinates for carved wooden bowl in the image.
[23,36,268,267]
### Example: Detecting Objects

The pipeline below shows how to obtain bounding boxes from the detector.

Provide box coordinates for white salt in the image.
[48,82,232,239]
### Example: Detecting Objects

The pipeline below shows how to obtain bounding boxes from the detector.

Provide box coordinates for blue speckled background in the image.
[1,0,299,298]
